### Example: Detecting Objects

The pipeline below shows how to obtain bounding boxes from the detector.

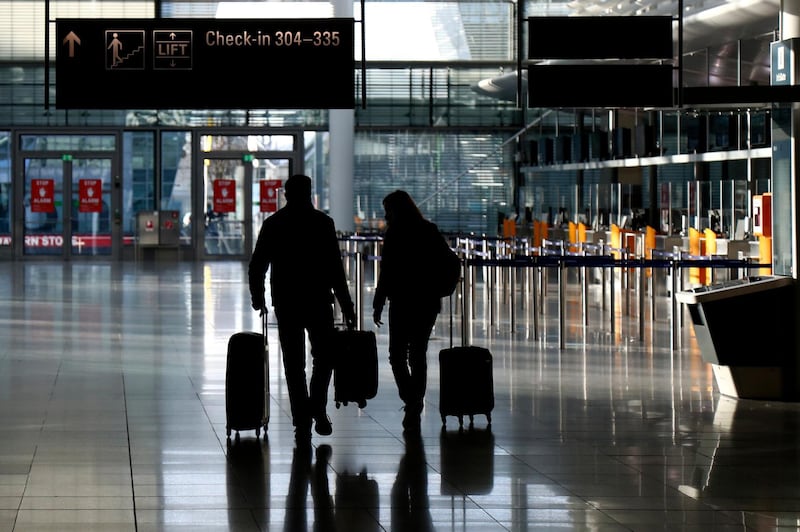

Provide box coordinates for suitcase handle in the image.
[261,309,269,348]
[448,258,467,349]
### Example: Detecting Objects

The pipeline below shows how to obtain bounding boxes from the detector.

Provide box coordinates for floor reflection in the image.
[439,426,495,497]
[392,432,434,531]
[7,261,800,531]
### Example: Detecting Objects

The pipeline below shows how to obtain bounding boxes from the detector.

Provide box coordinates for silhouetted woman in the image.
[372,190,449,432]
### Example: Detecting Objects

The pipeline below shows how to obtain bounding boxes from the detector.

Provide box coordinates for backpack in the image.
[435,239,461,298]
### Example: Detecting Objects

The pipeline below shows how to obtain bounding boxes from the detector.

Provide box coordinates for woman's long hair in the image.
[382,190,425,228]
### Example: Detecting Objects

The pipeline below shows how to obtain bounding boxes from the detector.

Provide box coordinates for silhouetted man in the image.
[249,174,356,446]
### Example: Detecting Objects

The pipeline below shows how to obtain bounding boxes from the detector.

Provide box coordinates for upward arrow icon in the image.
[62,31,81,58]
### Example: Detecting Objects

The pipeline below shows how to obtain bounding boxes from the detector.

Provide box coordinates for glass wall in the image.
[122,131,155,246]
[0,131,8,245]
[353,131,513,235]
[161,131,192,244]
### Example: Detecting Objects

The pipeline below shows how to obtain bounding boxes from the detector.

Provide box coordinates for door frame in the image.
[6,128,304,261]
[192,128,303,260]
[12,129,122,261]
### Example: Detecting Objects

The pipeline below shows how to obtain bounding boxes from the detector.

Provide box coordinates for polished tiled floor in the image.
[1,259,800,531]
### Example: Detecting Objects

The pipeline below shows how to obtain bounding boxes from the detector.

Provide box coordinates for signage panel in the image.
[79,179,103,213]
[528,16,673,60]
[31,179,55,213]
[771,38,799,86]
[159,210,181,246]
[528,64,673,108]
[260,179,282,213]
[137,211,159,246]
[213,179,236,213]
[56,18,355,109]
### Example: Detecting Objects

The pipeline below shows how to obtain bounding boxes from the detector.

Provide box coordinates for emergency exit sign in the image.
[55,18,355,110]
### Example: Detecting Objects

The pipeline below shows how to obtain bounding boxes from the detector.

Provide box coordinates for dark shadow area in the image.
[284,444,337,531]
[226,437,270,528]
[439,426,495,496]
[334,461,380,531]
[391,432,434,531]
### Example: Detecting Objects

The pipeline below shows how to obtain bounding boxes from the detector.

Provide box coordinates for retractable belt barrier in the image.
[338,233,768,350]
[460,254,769,349]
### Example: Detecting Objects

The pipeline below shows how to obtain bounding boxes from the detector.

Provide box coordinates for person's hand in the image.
[373,308,383,328]
[251,296,265,312]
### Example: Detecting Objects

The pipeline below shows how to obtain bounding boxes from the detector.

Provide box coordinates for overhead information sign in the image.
[56,18,355,110]
[528,16,673,60]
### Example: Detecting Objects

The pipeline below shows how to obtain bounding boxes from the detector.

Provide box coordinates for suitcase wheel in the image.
[357,399,367,409]
[255,427,261,438]
[440,415,465,428]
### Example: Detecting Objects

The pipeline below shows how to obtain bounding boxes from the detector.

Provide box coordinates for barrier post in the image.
[671,254,680,349]
[638,259,646,341]
[510,259,516,331]
[645,227,656,321]
[475,237,483,320]
[610,252,616,336]
[559,256,566,349]
[372,238,381,291]
[355,250,364,330]
[582,253,589,327]
[465,257,474,345]
[599,239,608,311]
[623,248,631,317]
[489,240,496,330]
[532,259,540,341]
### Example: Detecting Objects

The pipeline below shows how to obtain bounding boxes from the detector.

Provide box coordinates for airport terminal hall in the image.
[5,0,800,530]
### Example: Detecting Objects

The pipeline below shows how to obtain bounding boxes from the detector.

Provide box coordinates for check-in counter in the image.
[676,275,797,400]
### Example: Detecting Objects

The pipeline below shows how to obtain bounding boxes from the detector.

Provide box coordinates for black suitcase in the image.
[225,313,269,440]
[439,269,494,428]
[439,345,494,428]
[334,329,378,409]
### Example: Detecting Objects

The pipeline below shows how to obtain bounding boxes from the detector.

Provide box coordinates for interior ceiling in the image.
[473,0,782,103]
[566,0,780,52]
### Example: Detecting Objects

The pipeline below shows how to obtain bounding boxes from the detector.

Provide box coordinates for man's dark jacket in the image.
[249,201,351,311]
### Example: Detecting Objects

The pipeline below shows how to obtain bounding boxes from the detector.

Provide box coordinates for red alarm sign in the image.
[260,179,282,213]
[79,179,103,213]
[213,179,236,213]
[31,179,55,213]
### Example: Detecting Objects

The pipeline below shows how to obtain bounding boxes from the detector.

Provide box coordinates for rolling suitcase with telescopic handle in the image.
[439,259,494,429]
[333,328,378,409]
[225,311,270,441]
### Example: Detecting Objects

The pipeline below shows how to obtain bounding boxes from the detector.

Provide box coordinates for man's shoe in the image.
[314,414,333,436]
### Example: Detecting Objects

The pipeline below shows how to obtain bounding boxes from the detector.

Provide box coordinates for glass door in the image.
[71,157,113,256]
[196,131,301,260]
[23,157,64,256]
[202,157,292,257]
[251,158,291,245]
[203,157,247,256]
[22,156,114,257]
